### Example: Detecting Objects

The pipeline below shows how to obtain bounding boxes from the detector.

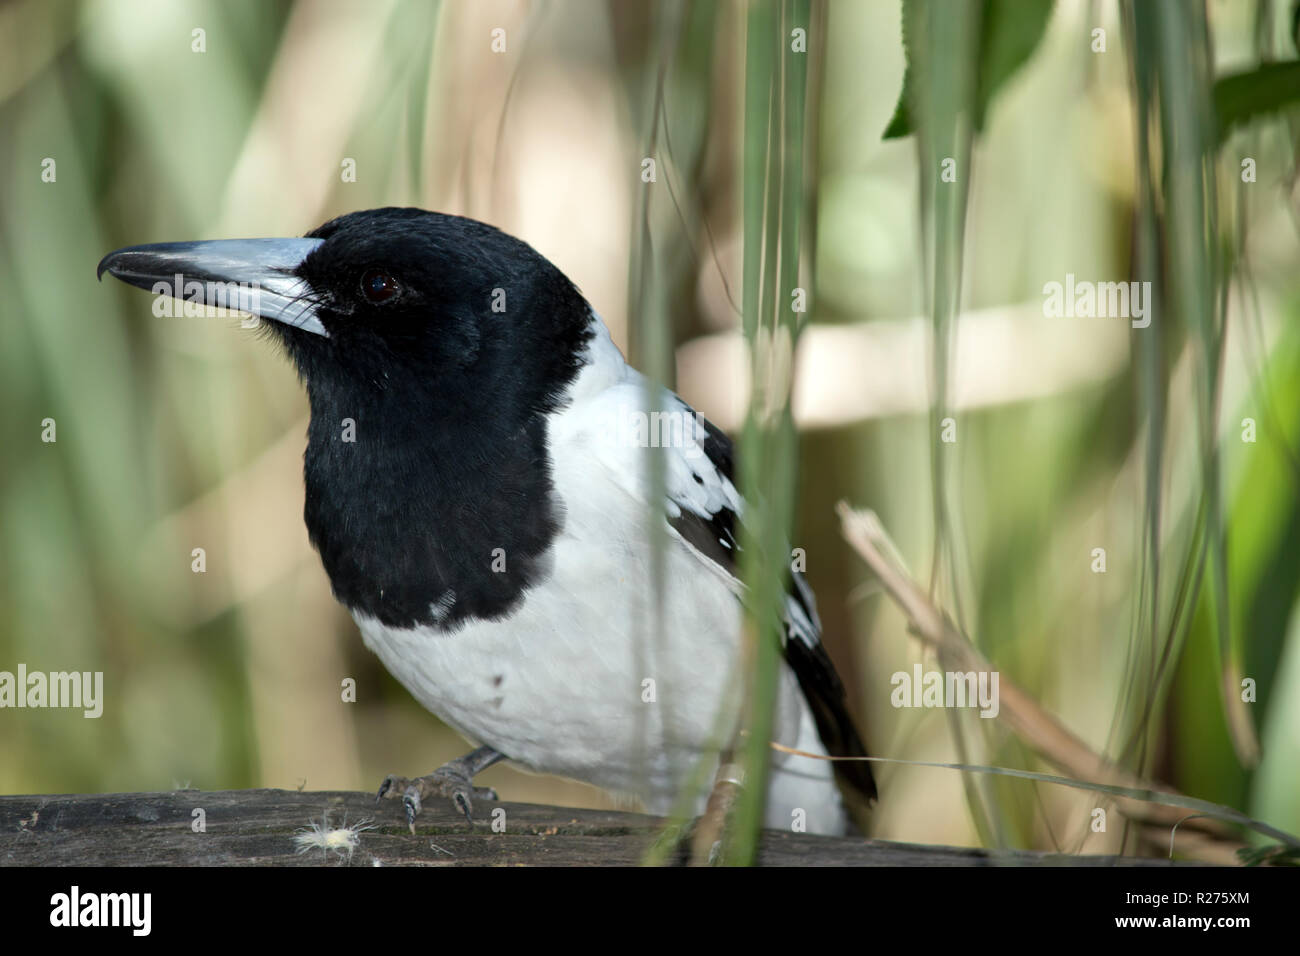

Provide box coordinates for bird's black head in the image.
[99,208,597,630]
[99,207,592,423]
[288,208,592,423]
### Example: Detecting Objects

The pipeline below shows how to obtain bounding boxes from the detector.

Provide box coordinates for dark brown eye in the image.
[361,269,399,303]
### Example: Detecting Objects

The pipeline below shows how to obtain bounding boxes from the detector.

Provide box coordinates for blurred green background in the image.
[2,0,1298,860]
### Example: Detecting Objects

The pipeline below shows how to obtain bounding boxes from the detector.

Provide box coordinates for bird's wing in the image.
[644,388,878,804]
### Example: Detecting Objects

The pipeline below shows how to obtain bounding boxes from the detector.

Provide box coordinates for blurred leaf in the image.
[1251,584,1300,839]
[728,0,811,866]
[1237,844,1300,866]
[627,0,681,814]
[1213,61,1300,145]
[883,0,1053,139]
[1121,0,1170,774]
[899,0,997,846]
[402,0,441,197]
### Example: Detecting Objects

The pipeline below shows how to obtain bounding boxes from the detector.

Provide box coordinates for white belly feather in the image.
[353,319,848,833]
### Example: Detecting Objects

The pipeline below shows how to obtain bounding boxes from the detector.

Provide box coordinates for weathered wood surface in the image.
[0,789,1183,866]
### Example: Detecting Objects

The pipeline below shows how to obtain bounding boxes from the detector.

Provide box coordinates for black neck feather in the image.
[300,370,565,631]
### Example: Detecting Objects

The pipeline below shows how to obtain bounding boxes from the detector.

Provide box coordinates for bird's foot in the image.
[376,763,498,833]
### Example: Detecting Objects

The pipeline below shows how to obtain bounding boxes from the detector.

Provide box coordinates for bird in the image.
[97,207,877,836]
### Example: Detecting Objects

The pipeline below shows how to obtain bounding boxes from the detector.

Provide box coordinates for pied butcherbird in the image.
[98,208,876,834]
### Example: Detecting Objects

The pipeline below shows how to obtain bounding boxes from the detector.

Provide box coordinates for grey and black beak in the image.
[97,238,329,337]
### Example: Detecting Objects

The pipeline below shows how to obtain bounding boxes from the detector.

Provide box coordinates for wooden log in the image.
[0,789,1186,866]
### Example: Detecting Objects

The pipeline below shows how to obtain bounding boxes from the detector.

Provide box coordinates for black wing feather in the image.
[666,409,877,804]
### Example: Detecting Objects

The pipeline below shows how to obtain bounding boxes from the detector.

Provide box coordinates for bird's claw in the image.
[403,789,422,831]
[376,768,498,832]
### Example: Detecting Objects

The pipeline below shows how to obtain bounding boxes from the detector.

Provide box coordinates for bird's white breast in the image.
[352,427,759,804]
[353,318,846,830]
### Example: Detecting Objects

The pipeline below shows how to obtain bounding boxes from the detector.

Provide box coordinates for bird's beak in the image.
[97,238,329,337]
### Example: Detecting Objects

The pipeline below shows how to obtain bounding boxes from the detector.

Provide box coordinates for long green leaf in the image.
[884,0,1053,139]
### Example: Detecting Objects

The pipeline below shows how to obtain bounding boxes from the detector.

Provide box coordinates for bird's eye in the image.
[361,269,400,303]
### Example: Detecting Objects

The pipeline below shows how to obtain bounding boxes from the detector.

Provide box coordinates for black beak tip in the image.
[96,251,118,282]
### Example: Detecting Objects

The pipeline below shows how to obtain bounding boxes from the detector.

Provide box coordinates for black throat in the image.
[300,371,563,631]
[295,321,592,632]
